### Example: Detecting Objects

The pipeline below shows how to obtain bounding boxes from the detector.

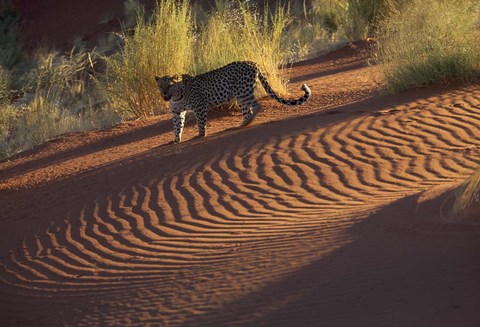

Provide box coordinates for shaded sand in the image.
[1,44,480,326]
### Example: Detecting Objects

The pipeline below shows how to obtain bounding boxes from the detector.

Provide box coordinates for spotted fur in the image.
[155,61,311,143]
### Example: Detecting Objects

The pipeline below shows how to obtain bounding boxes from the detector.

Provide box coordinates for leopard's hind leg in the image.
[238,94,261,127]
[194,102,208,138]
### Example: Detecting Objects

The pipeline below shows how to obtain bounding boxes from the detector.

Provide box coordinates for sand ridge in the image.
[1,45,480,326]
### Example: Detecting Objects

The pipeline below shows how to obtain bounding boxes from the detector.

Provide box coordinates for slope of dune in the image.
[1,43,480,326]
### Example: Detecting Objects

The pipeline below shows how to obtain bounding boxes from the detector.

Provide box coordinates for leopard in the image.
[155,61,311,143]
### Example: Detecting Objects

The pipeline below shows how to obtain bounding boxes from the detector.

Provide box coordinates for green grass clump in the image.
[376,0,480,93]
[99,0,194,118]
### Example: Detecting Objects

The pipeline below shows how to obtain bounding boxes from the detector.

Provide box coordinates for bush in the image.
[283,10,343,62]
[98,0,291,119]
[1,49,120,159]
[278,0,402,61]
[26,48,91,103]
[6,99,119,156]
[376,0,480,93]
[196,1,289,94]
[98,0,194,118]
[312,0,402,41]
[342,0,402,40]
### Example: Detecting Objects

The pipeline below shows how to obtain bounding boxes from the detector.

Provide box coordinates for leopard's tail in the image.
[257,69,311,105]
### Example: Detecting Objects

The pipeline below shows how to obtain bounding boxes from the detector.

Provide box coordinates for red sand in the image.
[1,43,480,326]
[2,2,480,325]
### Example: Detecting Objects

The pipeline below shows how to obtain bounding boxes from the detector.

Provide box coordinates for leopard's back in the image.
[184,61,258,106]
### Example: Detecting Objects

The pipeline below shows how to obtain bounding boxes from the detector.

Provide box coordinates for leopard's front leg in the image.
[194,102,208,138]
[172,111,186,143]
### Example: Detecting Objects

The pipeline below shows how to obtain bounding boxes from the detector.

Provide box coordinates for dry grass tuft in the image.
[376,0,480,93]
[453,167,480,219]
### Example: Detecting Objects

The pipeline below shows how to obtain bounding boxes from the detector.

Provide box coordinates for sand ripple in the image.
[1,86,480,325]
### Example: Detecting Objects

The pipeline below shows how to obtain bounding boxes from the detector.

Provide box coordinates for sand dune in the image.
[1,45,480,326]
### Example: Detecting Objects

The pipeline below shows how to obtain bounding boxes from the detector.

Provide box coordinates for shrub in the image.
[279,0,402,61]
[196,1,289,94]
[1,49,120,159]
[341,0,401,40]
[283,10,342,62]
[26,48,91,103]
[6,99,119,156]
[98,0,291,119]
[98,0,194,118]
[376,0,480,93]
[312,0,402,41]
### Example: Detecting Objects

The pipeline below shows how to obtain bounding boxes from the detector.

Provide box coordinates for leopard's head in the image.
[154,75,181,101]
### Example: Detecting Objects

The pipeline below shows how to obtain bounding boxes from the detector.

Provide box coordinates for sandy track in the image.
[1,46,480,326]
